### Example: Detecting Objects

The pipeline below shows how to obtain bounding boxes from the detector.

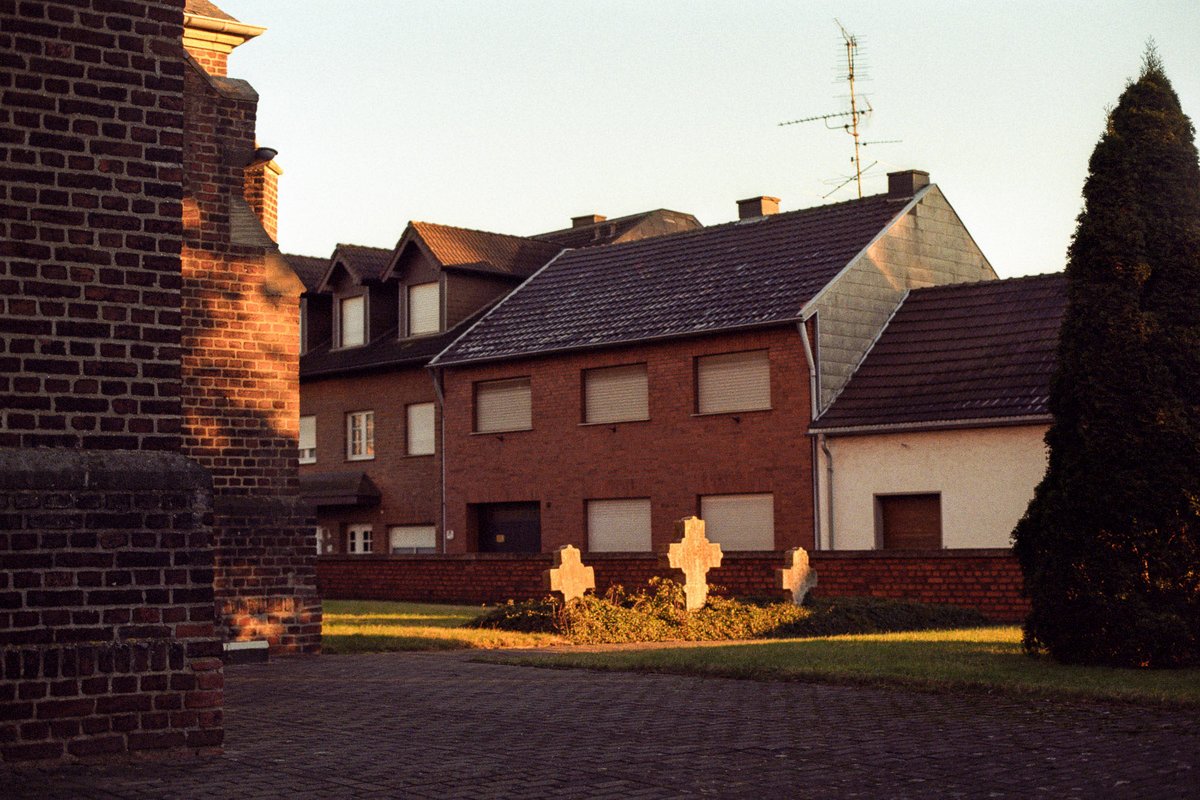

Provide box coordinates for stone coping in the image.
[318,548,1014,562]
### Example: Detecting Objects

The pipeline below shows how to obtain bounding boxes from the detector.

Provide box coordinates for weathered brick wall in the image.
[316,549,1027,622]
[441,327,815,553]
[179,31,320,655]
[0,0,187,451]
[0,450,222,762]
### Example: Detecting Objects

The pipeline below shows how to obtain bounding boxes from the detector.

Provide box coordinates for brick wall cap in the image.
[811,548,1014,560]
[0,449,211,493]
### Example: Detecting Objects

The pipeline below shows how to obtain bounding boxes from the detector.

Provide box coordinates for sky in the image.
[215,1,1199,279]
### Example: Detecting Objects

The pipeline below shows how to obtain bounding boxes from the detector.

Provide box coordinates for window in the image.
[347,524,373,554]
[407,282,440,336]
[315,526,329,555]
[389,525,437,554]
[339,294,365,348]
[587,498,652,552]
[474,377,531,433]
[583,364,649,424]
[700,493,775,551]
[877,494,942,549]
[405,402,435,456]
[346,410,374,460]
[696,350,770,414]
[299,415,316,464]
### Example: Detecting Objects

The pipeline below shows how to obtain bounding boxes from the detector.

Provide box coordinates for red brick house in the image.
[295,210,699,555]
[430,172,997,556]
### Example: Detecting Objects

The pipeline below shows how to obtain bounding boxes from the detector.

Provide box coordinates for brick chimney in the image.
[244,158,282,242]
[182,1,265,77]
[572,214,606,228]
[737,196,780,219]
[887,170,930,200]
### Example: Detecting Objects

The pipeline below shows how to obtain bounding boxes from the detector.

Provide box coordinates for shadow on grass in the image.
[323,634,469,654]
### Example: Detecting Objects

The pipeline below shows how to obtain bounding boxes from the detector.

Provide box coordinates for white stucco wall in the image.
[817,425,1048,549]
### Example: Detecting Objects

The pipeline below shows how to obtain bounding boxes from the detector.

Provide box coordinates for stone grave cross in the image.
[777,547,818,605]
[667,516,723,611]
[546,544,595,602]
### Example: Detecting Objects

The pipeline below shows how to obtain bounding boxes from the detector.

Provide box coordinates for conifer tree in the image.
[1013,49,1200,668]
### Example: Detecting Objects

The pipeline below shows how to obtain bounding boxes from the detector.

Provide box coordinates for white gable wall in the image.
[821,425,1048,550]
[808,187,996,411]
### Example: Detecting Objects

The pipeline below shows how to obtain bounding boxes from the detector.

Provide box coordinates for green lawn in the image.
[321,600,564,653]
[485,626,1200,708]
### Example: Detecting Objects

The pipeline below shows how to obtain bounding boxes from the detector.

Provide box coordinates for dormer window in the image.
[407,281,440,336]
[339,294,365,348]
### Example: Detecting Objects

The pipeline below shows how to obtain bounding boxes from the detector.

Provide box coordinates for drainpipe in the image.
[798,321,822,550]
[821,435,835,551]
[431,366,447,554]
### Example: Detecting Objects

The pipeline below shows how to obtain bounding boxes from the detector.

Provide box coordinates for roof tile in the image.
[412,221,562,278]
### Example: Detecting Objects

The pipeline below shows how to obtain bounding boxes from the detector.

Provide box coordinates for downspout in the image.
[821,436,835,550]
[798,321,822,550]
[430,365,447,554]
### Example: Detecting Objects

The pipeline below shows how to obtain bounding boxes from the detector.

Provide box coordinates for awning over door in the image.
[300,471,382,508]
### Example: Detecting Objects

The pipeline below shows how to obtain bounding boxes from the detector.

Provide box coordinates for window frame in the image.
[406,281,441,337]
[346,524,373,554]
[336,292,367,349]
[694,349,772,415]
[346,410,375,461]
[473,377,533,434]
[581,363,650,425]
[406,402,436,456]
[299,414,316,464]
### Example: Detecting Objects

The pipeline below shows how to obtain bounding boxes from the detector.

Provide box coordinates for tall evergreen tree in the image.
[1013,50,1200,668]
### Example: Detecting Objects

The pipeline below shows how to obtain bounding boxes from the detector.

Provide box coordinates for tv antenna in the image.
[779,20,899,199]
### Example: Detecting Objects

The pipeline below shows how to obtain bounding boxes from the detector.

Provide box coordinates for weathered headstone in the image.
[546,544,595,602]
[667,517,723,611]
[777,547,818,605]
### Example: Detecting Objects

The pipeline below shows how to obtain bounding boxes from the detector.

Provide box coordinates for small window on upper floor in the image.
[474,377,532,433]
[583,364,648,424]
[299,415,316,464]
[339,294,366,348]
[407,282,440,336]
[695,350,771,415]
[406,402,435,456]
[346,410,374,461]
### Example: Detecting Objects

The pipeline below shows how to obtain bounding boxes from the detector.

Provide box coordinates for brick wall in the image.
[0,450,222,762]
[0,0,187,451]
[317,549,1027,622]
[300,366,440,553]
[179,23,320,655]
[441,326,816,553]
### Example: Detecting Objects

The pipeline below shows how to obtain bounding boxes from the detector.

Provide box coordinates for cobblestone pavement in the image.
[4,651,1198,799]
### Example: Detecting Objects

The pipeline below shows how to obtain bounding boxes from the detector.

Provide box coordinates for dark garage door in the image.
[477,502,541,553]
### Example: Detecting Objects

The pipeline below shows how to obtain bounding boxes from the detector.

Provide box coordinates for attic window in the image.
[339,294,365,348]
[407,282,440,336]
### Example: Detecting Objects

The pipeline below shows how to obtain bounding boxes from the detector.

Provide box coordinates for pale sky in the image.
[216,1,1199,279]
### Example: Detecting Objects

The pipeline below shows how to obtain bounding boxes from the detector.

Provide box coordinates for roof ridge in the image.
[411,219,562,246]
[906,272,1065,296]
[533,208,696,238]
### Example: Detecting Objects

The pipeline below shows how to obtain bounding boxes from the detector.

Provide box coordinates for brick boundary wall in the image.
[316,549,1027,622]
[0,450,223,763]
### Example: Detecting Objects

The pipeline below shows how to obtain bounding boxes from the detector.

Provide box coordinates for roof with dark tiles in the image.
[432,191,913,366]
[282,253,330,294]
[811,273,1067,431]
[536,209,701,249]
[185,0,237,22]
[322,243,393,287]
[408,221,563,278]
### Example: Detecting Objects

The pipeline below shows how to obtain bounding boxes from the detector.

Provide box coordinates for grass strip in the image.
[322,600,564,653]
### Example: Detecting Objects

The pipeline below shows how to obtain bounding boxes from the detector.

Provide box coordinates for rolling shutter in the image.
[408,282,440,336]
[584,364,649,423]
[696,350,770,414]
[406,402,435,455]
[339,295,365,347]
[389,525,437,554]
[587,498,652,552]
[878,494,942,549]
[299,415,316,463]
[475,378,532,433]
[700,493,775,551]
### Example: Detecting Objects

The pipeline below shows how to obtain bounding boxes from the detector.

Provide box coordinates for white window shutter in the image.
[407,403,435,455]
[697,350,770,414]
[408,282,440,336]
[584,364,649,423]
[340,295,365,347]
[700,493,775,551]
[587,499,652,552]
[299,415,316,463]
[389,525,437,553]
[475,378,532,433]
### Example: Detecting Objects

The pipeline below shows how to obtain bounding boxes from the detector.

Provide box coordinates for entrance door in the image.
[477,502,541,553]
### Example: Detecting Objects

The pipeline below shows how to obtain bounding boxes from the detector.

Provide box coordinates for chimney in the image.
[737,196,780,220]
[887,170,930,200]
[572,214,606,228]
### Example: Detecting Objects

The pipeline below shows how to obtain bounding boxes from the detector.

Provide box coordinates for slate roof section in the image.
[410,222,563,278]
[334,244,393,283]
[185,0,237,21]
[811,273,1067,432]
[536,209,701,249]
[282,253,330,293]
[433,191,914,366]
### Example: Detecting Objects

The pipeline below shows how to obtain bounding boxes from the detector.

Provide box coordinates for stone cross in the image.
[667,516,723,611]
[777,547,818,605]
[545,545,595,602]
